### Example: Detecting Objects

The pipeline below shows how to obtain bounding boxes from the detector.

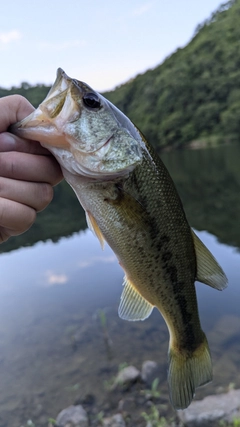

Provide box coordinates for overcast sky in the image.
[1,0,223,92]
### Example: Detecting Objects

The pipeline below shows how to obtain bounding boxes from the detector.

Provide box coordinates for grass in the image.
[141,378,161,400]
[141,405,168,427]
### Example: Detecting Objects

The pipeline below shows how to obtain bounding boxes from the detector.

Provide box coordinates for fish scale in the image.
[10,68,228,410]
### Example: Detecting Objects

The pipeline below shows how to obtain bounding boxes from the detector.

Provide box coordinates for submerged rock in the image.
[102,413,126,427]
[56,405,88,427]
[113,366,140,389]
[177,389,240,427]
[141,360,159,386]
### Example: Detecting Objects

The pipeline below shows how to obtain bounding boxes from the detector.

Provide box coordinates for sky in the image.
[0,0,223,92]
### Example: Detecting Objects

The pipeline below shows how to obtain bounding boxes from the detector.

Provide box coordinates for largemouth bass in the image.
[10,68,228,409]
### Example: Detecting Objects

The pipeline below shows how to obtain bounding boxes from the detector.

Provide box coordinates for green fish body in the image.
[10,69,228,409]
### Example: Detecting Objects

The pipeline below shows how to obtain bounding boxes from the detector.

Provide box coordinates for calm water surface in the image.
[0,145,240,426]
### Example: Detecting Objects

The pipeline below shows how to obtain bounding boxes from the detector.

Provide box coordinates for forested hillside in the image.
[1,0,239,150]
[0,83,50,108]
[105,0,240,150]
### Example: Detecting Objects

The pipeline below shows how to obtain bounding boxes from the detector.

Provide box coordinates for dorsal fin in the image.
[191,229,228,290]
[86,211,105,250]
[118,276,154,321]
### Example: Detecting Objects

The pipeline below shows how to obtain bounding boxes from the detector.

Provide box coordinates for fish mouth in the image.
[9,68,80,150]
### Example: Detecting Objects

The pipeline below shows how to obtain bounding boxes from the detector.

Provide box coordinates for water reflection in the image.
[1,145,240,426]
[162,144,240,249]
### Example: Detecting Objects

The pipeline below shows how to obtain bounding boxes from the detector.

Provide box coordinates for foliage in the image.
[219,418,240,427]
[0,83,50,107]
[141,405,168,427]
[141,378,161,399]
[98,309,107,329]
[48,419,57,426]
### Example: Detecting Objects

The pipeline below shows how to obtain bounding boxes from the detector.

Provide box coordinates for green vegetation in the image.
[141,405,168,427]
[220,418,240,427]
[1,1,240,151]
[48,418,57,426]
[141,378,161,400]
[0,82,50,107]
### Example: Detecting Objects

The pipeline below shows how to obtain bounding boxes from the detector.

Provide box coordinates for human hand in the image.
[0,95,63,243]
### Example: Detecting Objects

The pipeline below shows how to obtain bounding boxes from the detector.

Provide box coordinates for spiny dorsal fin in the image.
[86,211,105,250]
[191,229,228,291]
[118,276,154,321]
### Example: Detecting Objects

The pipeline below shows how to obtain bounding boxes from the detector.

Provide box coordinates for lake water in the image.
[0,145,240,427]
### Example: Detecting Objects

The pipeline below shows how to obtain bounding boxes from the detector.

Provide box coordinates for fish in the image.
[10,68,228,409]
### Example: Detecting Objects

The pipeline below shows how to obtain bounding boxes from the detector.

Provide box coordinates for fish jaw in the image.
[10,68,143,180]
[10,97,71,150]
[10,69,80,150]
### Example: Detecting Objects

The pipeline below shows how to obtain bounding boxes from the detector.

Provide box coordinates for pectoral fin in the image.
[86,211,105,250]
[191,229,228,290]
[118,276,154,321]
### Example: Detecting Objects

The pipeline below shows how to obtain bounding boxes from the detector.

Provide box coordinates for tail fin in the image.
[168,334,212,410]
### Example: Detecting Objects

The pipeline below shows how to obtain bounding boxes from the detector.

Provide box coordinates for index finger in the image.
[0,95,34,133]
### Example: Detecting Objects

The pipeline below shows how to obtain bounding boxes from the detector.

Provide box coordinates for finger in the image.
[0,151,63,186]
[0,198,36,242]
[0,177,54,212]
[0,95,34,132]
[0,132,51,155]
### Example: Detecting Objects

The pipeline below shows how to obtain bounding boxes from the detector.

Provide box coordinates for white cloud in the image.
[44,270,68,286]
[77,255,116,269]
[133,2,153,16]
[0,30,22,45]
[38,39,86,51]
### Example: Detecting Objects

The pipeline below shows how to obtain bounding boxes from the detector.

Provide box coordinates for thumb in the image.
[0,95,34,133]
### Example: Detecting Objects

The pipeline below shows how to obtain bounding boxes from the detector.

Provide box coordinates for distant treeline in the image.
[1,0,240,150]
[0,83,51,108]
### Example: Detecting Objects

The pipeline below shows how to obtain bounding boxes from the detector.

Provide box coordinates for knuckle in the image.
[0,153,8,176]
[0,152,18,178]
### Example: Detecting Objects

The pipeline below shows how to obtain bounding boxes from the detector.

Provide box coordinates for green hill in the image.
[1,0,240,150]
[104,0,240,150]
[0,82,51,108]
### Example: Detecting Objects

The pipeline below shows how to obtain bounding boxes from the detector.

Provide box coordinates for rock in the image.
[113,366,140,389]
[141,360,159,385]
[56,405,88,427]
[102,413,126,427]
[74,393,96,406]
[177,389,240,427]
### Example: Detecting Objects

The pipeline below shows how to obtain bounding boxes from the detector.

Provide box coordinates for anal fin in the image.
[118,276,153,321]
[86,211,105,249]
[191,229,228,290]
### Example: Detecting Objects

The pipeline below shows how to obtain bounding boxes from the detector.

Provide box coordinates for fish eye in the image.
[83,92,101,110]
